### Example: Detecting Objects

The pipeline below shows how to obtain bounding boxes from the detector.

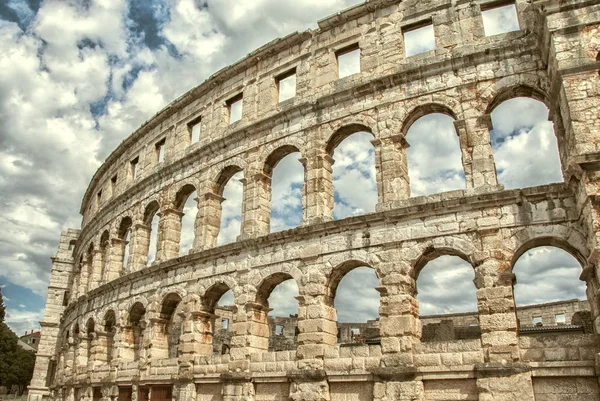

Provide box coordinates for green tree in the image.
[0,288,36,395]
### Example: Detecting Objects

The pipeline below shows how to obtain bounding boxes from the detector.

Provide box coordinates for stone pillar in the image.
[475,256,519,363]
[193,193,223,251]
[229,302,270,360]
[94,331,109,365]
[174,380,196,401]
[180,311,215,361]
[221,375,255,401]
[295,293,337,369]
[372,373,424,401]
[239,172,271,239]
[145,318,168,360]
[86,333,97,372]
[114,324,135,362]
[378,260,421,368]
[300,151,334,226]
[130,224,151,271]
[74,333,88,371]
[87,250,103,291]
[105,238,125,282]
[156,209,184,262]
[372,135,410,211]
[454,116,499,190]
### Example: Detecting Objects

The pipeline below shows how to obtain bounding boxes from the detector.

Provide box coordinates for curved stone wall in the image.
[28,0,600,400]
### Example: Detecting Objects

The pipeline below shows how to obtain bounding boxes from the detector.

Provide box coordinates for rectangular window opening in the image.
[222,318,229,331]
[275,324,283,336]
[155,139,166,163]
[277,70,297,103]
[130,157,139,180]
[481,2,520,36]
[227,94,243,124]
[97,190,102,205]
[351,327,360,336]
[336,44,361,79]
[532,316,542,326]
[403,21,436,57]
[189,118,202,144]
[555,313,566,325]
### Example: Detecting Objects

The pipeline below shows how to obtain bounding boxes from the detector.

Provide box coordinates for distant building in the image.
[19,330,41,351]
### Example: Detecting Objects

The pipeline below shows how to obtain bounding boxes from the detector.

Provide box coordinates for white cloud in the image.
[334,267,380,323]
[416,256,477,315]
[491,98,563,189]
[218,171,243,245]
[513,246,585,306]
[404,24,436,57]
[5,307,44,335]
[268,279,299,317]
[179,191,197,255]
[332,132,377,219]
[271,153,303,232]
[406,113,465,197]
[481,4,520,37]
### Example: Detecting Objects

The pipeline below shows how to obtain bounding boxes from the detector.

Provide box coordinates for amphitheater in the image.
[27,0,600,400]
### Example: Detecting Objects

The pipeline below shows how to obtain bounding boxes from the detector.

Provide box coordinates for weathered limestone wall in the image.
[29,0,600,400]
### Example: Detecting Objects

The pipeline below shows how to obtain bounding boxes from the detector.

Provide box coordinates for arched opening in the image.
[175,185,197,256]
[118,217,132,273]
[103,310,116,363]
[265,146,304,232]
[255,273,300,351]
[217,169,244,245]
[405,110,465,196]
[415,252,479,342]
[85,243,96,291]
[512,245,588,334]
[329,262,380,344]
[73,323,83,368]
[327,126,377,219]
[127,302,146,361]
[99,231,109,284]
[202,284,236,355]
[85,318,95,366]
[489,96,562,189]
[158,293,183,359]
[144,201,160,265]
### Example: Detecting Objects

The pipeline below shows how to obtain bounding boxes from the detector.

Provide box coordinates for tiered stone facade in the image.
[28,0,600,400]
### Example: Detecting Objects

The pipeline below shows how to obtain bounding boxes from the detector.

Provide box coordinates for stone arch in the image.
[412,240,478,280]
[117,216,133,238]
[325,259,380,306]
[249,263,305,295]
[174,183,197,211]
[143,200,160,225]
[484,84,550,115]
[401,103,458,137]
[263,145,302,176]
[126,301,147,361]
[509,226,588,269]
[159,292,184,359]
[325,123,375,156]
[254,272,298,308]
[212,165,244,197]
[202,281,236,312]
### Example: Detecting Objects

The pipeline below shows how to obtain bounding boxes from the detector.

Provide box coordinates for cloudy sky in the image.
[0,0,585,337]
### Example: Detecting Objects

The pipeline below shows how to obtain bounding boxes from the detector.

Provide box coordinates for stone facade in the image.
[28,0,600,400]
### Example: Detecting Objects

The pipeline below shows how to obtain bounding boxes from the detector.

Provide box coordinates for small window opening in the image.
[62,291,69,306]
[555,313,566,325]
[336,44,361,79]
[68,240,76,251]
[155,139,166,163]
[110,174,117,195]
[222,318,229,331]
[221,344,230,355]
[532,316,542,326]
[481,3,520,36]
[277,70,297,103]
[351,327,360,336]
[596,52,600,77]
[227,94,243,124]
[189,118,201,144]
[403,21,436,57]
[275,324,283,336]
[130,157,139,180]
[32,339,36,344]
[97,190,102,206]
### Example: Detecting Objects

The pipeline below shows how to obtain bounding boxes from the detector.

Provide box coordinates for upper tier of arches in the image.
[80,0,585,228]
